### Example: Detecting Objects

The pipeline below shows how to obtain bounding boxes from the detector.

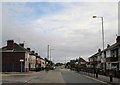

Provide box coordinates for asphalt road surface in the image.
[2,68,110,84]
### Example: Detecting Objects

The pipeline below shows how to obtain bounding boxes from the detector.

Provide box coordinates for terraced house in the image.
[0,40,46,72]
[104,36,120,76]
[88,36,120,77]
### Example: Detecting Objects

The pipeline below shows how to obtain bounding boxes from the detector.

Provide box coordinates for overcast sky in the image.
[1,1,119,63]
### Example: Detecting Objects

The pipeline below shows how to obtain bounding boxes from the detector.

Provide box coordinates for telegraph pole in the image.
[47,45,50,60]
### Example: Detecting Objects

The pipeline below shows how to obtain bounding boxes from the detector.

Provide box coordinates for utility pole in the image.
[50,48,54,61]
[47,45,50,60]
[65,56,66,64]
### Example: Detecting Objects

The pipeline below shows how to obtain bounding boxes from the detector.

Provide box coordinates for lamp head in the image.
[93,16,97,18]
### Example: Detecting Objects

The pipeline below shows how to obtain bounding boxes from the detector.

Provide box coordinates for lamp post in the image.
[93,16,104,50]
[20,59,24,72]
[93,16,106,75]
[47,45,50,60]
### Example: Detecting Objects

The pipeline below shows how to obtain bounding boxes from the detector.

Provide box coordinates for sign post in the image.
[20,59,24,72]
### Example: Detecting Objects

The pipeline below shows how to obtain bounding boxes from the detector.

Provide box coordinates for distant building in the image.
[40,57,46,69]
[29,51,36,71]
[70,60,76,69]
[78,57,87,68]
[70,57,87,71]
[88,49,101,69]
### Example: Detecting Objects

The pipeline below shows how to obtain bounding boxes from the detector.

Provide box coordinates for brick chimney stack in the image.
[116,36,120,43]
[27,48,30,51]
[32,51,35,54]
[19,43,24,48]
[107,44,110,48]
[7,40,14,50]
[98,48,101,53]
[35,53,38,56]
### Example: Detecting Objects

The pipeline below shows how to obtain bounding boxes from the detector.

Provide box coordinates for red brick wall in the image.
[2,52,25,72]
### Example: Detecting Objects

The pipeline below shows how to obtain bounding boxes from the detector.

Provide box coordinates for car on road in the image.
[49,66,56,70]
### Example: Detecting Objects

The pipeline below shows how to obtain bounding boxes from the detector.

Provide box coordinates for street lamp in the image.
[93,16,104,50]
[93,15,106,75]
[20,59,24,72]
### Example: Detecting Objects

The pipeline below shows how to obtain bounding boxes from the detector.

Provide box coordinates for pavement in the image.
[79,71,120,85]
[1,71,35,76]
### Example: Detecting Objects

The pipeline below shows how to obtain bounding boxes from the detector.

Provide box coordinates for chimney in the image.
[32,51,35,54]
[107,44,110,48]
[116,36,120,43]
[7,40,14,50]
[35,53,38,56]
[27,48,30,51]
[19,43,24,48]
[98,48,101,53]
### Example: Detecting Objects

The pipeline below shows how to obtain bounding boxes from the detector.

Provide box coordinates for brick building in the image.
[78,57,87,68]
[88,36,120,77]
[0,40,30,72]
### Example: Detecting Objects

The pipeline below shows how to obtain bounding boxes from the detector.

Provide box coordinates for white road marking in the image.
[82,74,111,85]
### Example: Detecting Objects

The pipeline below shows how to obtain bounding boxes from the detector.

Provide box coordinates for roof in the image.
[89,52,99,58]
[1,43,29,52]
[78,57,87,62]
[36,56,41,59]
[102,43,120,51]
[0,41,45,59]
[89,42,120,59]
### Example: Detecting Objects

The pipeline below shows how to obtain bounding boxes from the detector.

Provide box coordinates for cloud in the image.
[0,3,2,47]
[2,2,118,63]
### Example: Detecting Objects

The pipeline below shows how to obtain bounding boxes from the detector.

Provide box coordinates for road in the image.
[2,68,110,84]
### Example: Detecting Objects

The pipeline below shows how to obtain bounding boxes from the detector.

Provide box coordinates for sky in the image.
[1,1,119,63]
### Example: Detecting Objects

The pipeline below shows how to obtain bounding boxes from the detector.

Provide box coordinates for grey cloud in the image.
[2,2,118,63]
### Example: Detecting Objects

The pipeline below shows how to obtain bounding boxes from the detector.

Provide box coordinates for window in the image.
[112,50,115,57]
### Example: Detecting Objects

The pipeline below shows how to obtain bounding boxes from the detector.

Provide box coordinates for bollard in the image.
[96,72,98,78]
[110,74,113,82]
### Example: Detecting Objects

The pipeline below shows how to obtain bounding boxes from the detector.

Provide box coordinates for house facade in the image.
[78,57,87,69]
[1,40,30,72]
[88,53,98,69]
[29,51,36,71]
[106,36,120,76]
[88,36,120,77]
